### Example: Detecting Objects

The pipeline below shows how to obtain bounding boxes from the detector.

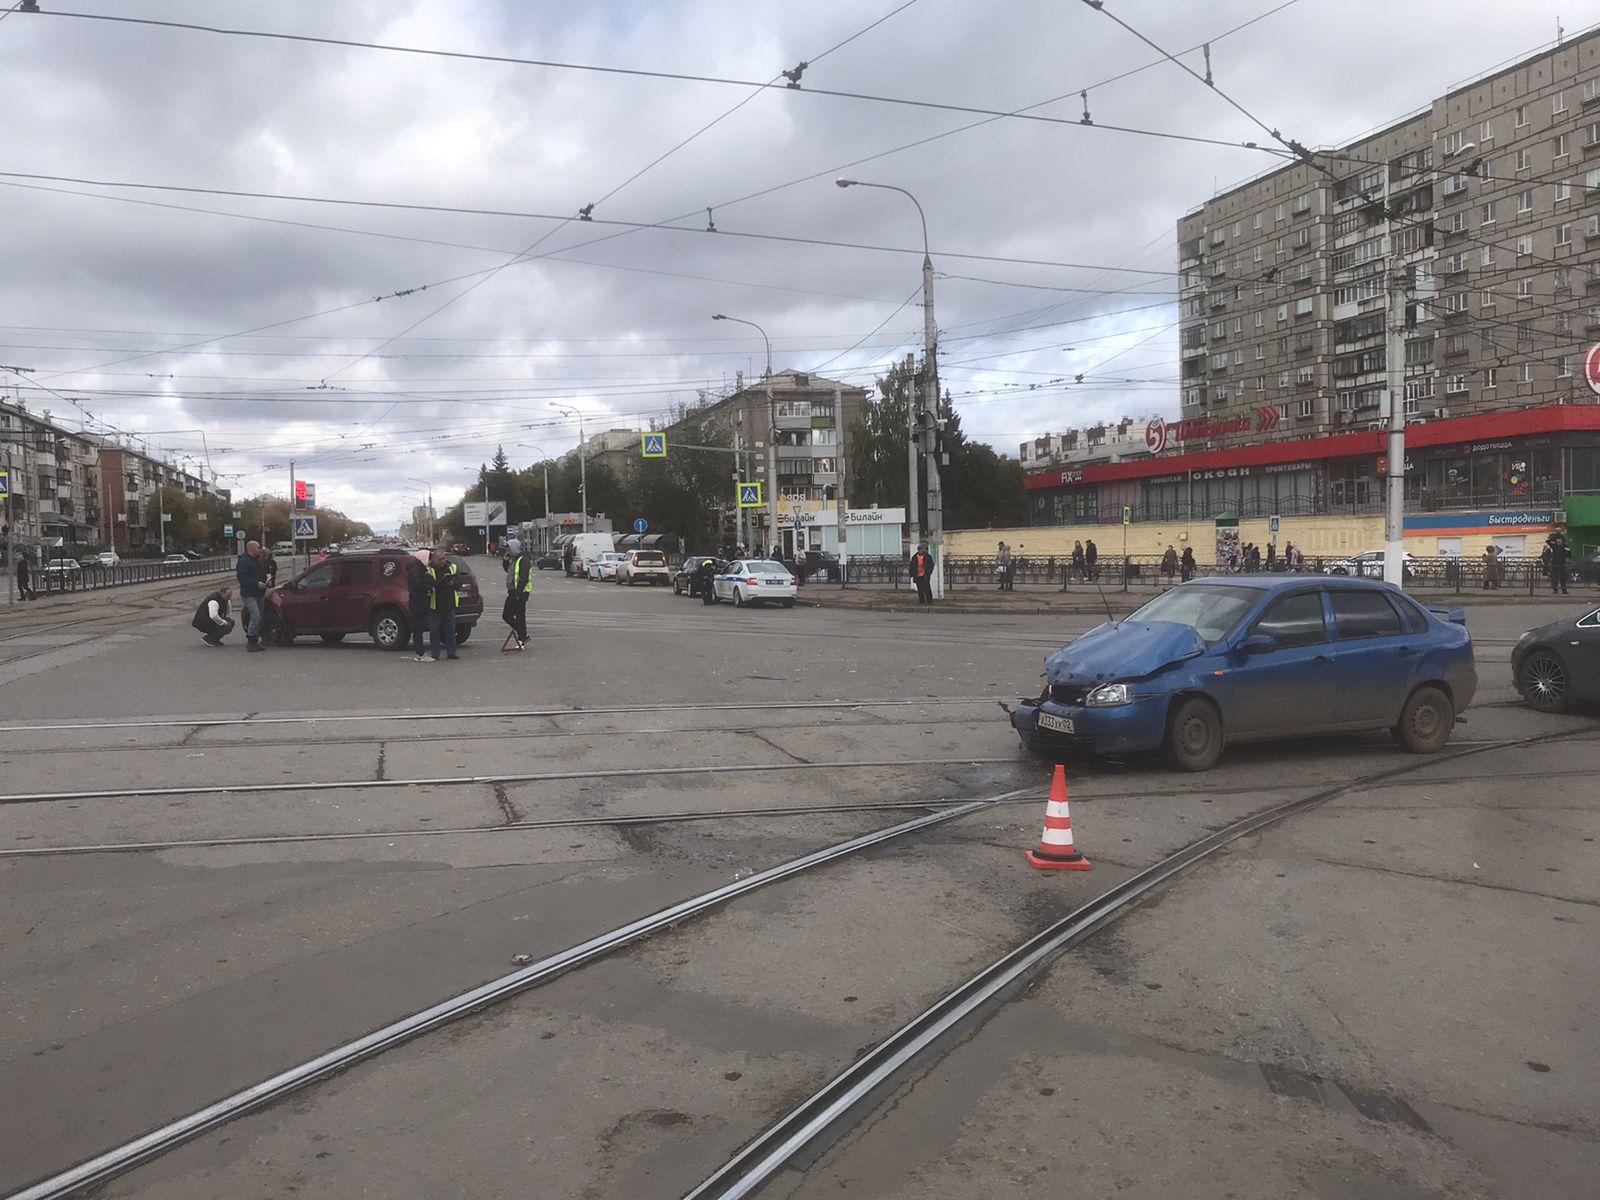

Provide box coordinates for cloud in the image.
[0,0,1572,527]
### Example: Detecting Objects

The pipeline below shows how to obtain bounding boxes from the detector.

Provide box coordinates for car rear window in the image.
[1390,593,1431,634]
[745,561,787,573]
[1330,590,1403,639]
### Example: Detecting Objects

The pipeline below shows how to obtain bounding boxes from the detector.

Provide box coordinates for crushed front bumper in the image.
[1009,696,1168,758]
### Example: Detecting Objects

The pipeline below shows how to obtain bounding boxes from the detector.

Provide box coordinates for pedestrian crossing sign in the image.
[641,433,666,458]
[293,515,317,539]
[738,482,763,508]
[0,468,8,499]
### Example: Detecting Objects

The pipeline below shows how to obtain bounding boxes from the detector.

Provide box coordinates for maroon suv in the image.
[266,549,484,649]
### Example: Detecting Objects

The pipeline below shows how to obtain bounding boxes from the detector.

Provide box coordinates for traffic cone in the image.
[1026,764,1091,871]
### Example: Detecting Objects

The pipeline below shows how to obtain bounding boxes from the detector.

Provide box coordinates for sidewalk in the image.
[799,581,1600,616]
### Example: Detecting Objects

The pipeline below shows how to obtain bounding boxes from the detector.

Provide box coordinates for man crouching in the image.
[193,584,236,646]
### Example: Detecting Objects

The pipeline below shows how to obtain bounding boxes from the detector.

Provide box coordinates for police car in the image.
[712,559,797,608]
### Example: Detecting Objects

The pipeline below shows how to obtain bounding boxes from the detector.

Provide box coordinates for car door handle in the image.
[1396,645,1416,657]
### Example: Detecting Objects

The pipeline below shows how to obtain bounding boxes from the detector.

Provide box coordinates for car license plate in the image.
[1038,713,1074,734]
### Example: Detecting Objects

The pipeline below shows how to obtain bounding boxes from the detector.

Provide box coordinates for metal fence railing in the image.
[841,553,1597,597]
[24,556,236,599]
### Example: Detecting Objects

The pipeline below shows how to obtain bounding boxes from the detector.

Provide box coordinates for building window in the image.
[1298,365,1314,385]
[1480,245,1495,267]
[1253,244,1264,263]
[1558,222,1573,246]
[1559,355,1574,377]
[1255,376,1265,393]
[1517,321,1532,343]
[1252,212,1263,231]
[1293,193,1311,214]
[1277,303,1288,322]
[1515,105,1529,129]
[1446,375,1467,394]
[1443,252,1466,273]
[1516,234,1534,256]
[1517,278,1534,300]
[1481,288,1496,310]
[1446,211,1466,233]
[1443,292,1468,313]
[1298,398,1313,418]
[1254,311,1264,328]
[1515,362,1534,383]
[1556,180,1571,203]
[1211,351,1230,369]
[1215,385,1230,403]
[1558,311,1572,334]
[1485,367,1497,390]
[1446,332,1469,355]
[1553,133,1569,161]
[1481,201,1496,225]
[1275,202,1285,223]
[1516,148,1532,173]
[1516,189,1534,213]
[1294,296,1314,317]
[1294,228,1311,248]
[1233,316,1243,333]
[1444,130,1465,156]
[1443,172,1468,196]
[1255,343,1265,360]
[1554,90,1567,116]
[1479,120,1495,143]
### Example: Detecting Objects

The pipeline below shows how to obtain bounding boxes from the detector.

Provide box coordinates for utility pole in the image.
[4,443,13,604]
[288,459,296,562]
[711,315,774,554]
[550,404,588,533]
[732,428,749,550]
[833,385,849,581]
[1382,267,1412,589]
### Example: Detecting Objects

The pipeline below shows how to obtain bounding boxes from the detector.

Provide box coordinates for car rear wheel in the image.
[734,588,746,607]
[1163,696,1223,772]
[1519,650,1569,714]
[370,607,408,651]
[781,599,795,608]
[1392,685,1454,753]
[319,633,345,645]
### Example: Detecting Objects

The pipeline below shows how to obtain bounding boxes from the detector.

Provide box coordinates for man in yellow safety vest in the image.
[503,548,533,650]
[426,548,461,661]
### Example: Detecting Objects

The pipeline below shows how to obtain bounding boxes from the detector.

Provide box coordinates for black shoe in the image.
[247,642,263,653]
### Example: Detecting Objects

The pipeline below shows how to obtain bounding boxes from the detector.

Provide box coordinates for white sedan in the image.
[587,552,628,581]
[1323,550,1418,580]
[713,559,797,608]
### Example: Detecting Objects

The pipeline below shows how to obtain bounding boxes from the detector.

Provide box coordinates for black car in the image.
[1568,549,1600,586]
[673,555,726,597]
[1512,605,1600,712]
[796,549,841,583]
[535,552,562,570]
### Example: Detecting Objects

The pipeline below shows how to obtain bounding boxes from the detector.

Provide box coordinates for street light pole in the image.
[550,404,588,532]
[836,178,941,595]
[712,314,776,555]
[1383,266,1413,589]
[407,477,434,545]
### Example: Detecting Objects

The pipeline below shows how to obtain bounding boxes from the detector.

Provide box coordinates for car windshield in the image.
[1126,584,1257,645]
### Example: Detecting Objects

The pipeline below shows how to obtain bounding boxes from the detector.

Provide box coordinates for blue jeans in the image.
[409,592,430,654]
[242,595,263,640]
[429,609,457,659]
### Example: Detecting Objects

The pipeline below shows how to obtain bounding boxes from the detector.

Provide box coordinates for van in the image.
[568,532,615,576]
[271,540,295,556]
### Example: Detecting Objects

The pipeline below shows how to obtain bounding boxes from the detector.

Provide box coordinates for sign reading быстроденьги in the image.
[1401,511,1556,535]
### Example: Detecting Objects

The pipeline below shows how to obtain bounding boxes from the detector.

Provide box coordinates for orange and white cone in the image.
[1025,764,1091,871]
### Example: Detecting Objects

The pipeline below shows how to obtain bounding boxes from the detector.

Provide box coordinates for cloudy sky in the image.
[0,0,1577,528]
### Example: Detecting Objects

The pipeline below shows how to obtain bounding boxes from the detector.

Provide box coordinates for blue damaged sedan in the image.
[1009,576,1476,771]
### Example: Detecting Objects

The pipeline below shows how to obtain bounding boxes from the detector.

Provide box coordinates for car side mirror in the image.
[1240,633,1278,655]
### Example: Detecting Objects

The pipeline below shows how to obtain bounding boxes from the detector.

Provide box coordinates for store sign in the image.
[1146,410,1275,455]
[844,507,904,525]
[1585,344,1600,397]
[1054,469,1084,484]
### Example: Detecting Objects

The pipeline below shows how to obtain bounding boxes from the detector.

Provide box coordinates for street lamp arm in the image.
[710,313,771,378]
[835,178,928,260]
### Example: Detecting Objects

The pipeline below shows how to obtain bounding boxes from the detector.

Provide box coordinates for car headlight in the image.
[1085,682,1131,707]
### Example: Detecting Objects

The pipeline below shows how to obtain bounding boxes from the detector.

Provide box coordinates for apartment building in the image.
[94,442,227,552]
[561,428,646,481]
[660,369,872,551]
[0,401,103,549]
[1027,26,1600,555]
[1019,418,1153,470]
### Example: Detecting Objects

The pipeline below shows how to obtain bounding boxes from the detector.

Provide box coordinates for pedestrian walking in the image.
[997,541,1012,591]
[236,539,269,652]
[1248,543,1262,573]
[910,543,935,604]
[1481,544,1501,590]
[191,584,235,646]
[14,551,34,601]
[1179,545,1195,582]
[503,547,533,649]
[426,547,461,660]
[1544,531,1571,595]
[1084,538,1099,582]
[562,542,575,577]
[1161,544,1178,581]
[1071,540,1085,583]
[406,551,432,661]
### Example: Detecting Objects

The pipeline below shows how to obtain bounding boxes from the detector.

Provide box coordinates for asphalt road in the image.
[0,570,1594,1199]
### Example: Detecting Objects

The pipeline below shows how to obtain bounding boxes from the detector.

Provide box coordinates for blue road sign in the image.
[292,515,317,540]
[1269,514,1281,535]
[633,517,648,534]
[737,483,762,508]
[223,524,234,538]
[641,433,666,458]
[793,514,803,531]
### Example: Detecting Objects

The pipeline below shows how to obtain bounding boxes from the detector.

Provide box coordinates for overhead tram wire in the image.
[32,7,1292,158]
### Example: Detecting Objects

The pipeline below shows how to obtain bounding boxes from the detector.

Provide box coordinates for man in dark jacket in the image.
[236,540,269,652]
[1084,539,1099,582]
[192,584,235,646]
[1179,546,1196,581]
[503,549,532,649]
[910,543,935,605]
[406,553,432,661]
[562,542,575,577]
[1545,531,1571,595]
[14,551,34,601]
[426,548,461,660]
[697,557,718,606]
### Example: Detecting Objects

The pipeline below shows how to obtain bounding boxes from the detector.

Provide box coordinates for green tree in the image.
[846,357,916,509]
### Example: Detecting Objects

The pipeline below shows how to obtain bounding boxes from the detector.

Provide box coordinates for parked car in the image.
[266,549,483,649]
[616,550,671,586]
[1511,605,1600,712]
[1008,576,1476,771]
[42,558,82,580]
[160,554,189,570]
[1324,550,1418,581]
[535,552,562,570]
[712,559,798,608]
[271,541,296,557]
[448,542,476,556]
[796,549,842,583]
[674,555,726,597]
[568,533,616,577]
[587,552,628,581]
[93,551,120,568]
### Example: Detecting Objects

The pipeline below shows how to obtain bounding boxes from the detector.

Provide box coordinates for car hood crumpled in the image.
[1044,621,1208,688]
